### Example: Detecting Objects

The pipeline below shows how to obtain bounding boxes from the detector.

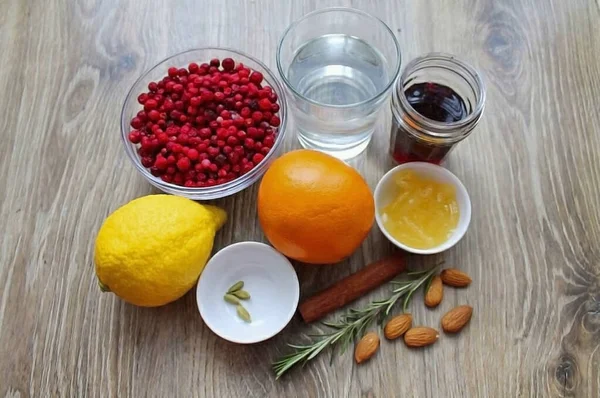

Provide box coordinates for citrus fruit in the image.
[257,149,374,264]
[94,195,226,307]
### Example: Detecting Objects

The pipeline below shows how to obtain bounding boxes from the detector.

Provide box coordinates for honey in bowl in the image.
[380,169,459,249]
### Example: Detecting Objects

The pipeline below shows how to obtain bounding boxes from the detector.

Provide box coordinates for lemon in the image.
[94,194,227,307]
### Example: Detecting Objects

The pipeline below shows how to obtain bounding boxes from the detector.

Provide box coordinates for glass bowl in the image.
[120,48,288,200]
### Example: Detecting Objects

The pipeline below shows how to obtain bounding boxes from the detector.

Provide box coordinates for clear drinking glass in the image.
[277,7,401,159]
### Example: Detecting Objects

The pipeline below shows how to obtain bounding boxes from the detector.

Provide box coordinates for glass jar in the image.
[389,53,486,164]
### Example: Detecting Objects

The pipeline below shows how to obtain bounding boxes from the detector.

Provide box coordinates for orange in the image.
[257,149,374,264]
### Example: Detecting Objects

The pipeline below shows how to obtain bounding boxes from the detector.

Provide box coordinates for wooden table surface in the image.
[2,0,600,397]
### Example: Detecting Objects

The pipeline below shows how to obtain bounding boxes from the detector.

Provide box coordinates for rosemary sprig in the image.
[272,263,441,379]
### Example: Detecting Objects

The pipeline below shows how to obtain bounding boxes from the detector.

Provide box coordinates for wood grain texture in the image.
[1,0,599,396]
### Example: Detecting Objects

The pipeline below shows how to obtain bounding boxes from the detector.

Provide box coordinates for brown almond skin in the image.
[354,332,380,364]
[404,327,439,347]
[440,269,472,287]
[425,275,443,307]
[441,305,473,333]
[384,314,412,340]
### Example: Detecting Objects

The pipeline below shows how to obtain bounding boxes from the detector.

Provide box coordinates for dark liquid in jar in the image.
[391,83,468,164]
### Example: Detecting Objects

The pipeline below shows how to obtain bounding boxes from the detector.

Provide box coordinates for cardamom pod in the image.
[227,281,244,293]
[223,294,240,305]
[236,305,251,322]
[232,290,251,300]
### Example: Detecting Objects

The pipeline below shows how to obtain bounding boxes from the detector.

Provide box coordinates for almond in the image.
[354,332,380,364]
[441,305,473,333]
[384,314,412,340]
[440,268,472,287]
[404,327,439,347]
[424,275,443,307]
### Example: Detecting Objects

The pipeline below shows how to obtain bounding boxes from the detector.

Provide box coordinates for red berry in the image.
[168,67,178,77]
[141,156,154,167]
[201,159,212,169]
[154,156,168,170]
[252,153,265,164]
[228,153,240,164]
[131,116,144,129]
[171,143,183,153]
[188,148,199,160]
[263,135,275,148]
[190,96,201,107]
[252,111,263,122]
[137,93,148,104]
[176,157,191,171]
[240,107,251,118]
[258,98,272,111]
[222,58,235,71]
[197,142,208,153]
[148,110,161,121]
[241,162,254,174]
[174,173,184,185]
[249,71,264,85]
[157,133,169,145]
[270,115,281,127]
[144,99,158,111]
[128,131,142,143]
[207,147,220,157]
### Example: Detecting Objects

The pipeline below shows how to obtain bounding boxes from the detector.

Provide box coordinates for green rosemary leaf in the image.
[272,263,441,379]
[406,269,429,276]
[321,321,343,329]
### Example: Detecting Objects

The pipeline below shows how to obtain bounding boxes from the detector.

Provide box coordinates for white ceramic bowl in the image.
[196,242,299,344]
[374,162,471,254]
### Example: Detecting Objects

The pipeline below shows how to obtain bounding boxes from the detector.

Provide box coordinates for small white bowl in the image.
[374,162,471,255]
[196,241,299,344]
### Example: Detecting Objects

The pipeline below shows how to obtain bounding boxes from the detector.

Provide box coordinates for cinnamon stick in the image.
[298,252,406,323]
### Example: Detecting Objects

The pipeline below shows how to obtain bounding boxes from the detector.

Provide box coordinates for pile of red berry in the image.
[128,57,282,188]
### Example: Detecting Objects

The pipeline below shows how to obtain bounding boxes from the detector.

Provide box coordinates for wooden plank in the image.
[0,0,599,396]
